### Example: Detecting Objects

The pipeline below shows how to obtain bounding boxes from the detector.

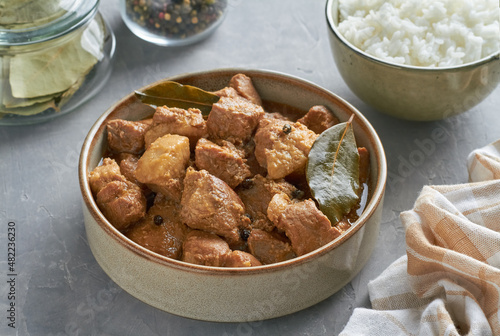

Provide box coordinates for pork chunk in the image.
[182,230,231,266]
[268,195,341,256]
[267,193,294,224]
[107,119,151,154]
[207,96,265,143]
[212,86,240,99]
[135,134,190,201]
[237,175,296,231]
[180,168,250,247]
[95,180,147,231]
[254,118,317,179]
[89,158,146,230]
[297,105,339,134]
[115,153,142,185]
[144,106,207,149]
[247,229,295,264]
[229,73,262,106]
[88,158,127,195]
[195,138,251,188]
[223,250,262,267]
[126,197,189,259]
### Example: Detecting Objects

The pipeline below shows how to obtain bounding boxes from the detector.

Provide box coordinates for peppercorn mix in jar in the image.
[120,0,228,46]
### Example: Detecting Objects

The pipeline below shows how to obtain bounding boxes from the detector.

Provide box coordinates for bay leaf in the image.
[2,56,62,108]
[135,81,220,115]
[58,75,86,108]
[306,115,360,224]
[0,0,64,28]
[0,99,57,116]
[9,28,99,99]
[3,92,61,109]
[0,51,60,114]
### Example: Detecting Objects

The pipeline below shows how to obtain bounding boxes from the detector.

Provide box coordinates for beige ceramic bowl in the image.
[79,68,387,322]
[326,0,500,121]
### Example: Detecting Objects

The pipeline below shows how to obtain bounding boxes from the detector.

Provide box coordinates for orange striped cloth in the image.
[341,139,500,336]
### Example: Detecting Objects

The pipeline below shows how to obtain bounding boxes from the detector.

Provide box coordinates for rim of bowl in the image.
[325,0,500,72]
[79,67,388,275]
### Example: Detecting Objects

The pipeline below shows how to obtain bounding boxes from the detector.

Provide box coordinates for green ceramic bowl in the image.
[326,0,500,121]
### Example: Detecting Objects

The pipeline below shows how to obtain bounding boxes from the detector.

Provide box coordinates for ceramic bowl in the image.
[326,0,500,121]
[79,68,387,322]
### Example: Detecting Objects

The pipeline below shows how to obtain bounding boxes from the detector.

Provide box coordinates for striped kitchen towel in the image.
[340,140,500,336]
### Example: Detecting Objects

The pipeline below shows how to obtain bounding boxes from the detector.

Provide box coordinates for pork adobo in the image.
[88,73,370,267]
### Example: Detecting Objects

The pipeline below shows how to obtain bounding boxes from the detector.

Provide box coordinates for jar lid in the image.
[0,0,99,46]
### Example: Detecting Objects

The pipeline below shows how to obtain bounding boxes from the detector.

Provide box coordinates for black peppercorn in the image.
[240,228,251,241]
[282,124,292,134]
[153,215,164,225]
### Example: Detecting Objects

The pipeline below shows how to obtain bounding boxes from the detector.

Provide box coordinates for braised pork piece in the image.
[89,74,370,267]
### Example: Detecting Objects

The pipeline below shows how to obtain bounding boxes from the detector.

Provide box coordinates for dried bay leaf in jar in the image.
[120,0,228,47]
[0,0,115,125]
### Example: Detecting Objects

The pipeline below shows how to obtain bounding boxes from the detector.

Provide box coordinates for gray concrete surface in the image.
[1,0,499,335]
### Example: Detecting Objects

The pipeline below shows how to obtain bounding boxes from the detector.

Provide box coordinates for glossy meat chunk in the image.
[254,118,317,179]
[144,106,207,149]
[297,105,339,134]
[107,119,152,154]
[223,250,262,267]
[95,180,146,231]
[88,158,127,195]
[237,175,296,231]
[180,168,250,247]
[268,194,341,256]
[126,196,189,259]
[182,230,231,266]
[229,73,262,106]
[266,193,293,224]
[212,86,241,99]
[135,134,190,201]
[89,158,146,230]
[195,138,251,188]
[247,229,295,264]
[207,96,265,143]
[116,153,142,186]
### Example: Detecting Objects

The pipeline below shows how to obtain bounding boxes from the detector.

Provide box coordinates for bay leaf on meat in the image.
[9,30,99,99]
[135,81,220,115]
[306,115,360,225]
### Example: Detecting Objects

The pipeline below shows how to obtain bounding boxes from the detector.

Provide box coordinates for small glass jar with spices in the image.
[0,0,115,126]
[120,0,228,47]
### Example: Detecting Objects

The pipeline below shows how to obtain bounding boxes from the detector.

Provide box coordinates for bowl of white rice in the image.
[326,0,500,121]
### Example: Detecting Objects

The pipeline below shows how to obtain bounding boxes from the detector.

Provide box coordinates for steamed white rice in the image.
[337,0,500,67]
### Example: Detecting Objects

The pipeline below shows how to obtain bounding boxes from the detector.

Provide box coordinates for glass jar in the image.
[0,0,115,125]
[120,0,228,47]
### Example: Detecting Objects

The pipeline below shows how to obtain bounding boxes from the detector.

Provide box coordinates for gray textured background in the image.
[1,0,499,335]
